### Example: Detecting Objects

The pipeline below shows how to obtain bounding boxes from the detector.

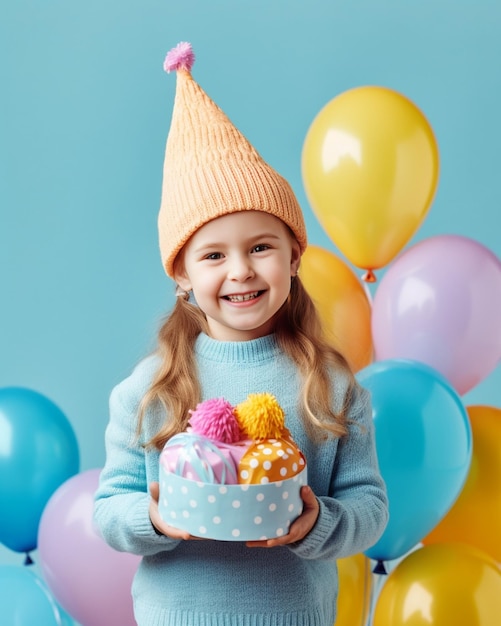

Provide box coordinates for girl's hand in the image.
[148,481,200,540]
[246,485,320,548]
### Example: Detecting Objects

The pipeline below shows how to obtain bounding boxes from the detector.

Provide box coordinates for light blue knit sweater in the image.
[94,333,388,626]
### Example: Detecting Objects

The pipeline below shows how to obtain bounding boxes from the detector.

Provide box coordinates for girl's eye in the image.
[252,244,270,253]
[205,252,223,260]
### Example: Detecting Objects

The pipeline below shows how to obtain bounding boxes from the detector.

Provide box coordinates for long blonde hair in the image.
[139,276,356,450]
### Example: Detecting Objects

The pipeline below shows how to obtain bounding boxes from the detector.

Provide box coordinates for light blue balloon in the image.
[357,359,472,564]
[0,387,80,554]
[0,565,71,625]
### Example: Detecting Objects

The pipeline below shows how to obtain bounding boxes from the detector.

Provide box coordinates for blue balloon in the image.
[0,565,71,625]
[0,387,80,554]
[357,359,472,564]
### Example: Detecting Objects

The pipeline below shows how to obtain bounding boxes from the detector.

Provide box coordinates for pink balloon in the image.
[37,469,140,626]
[372,235,501,395]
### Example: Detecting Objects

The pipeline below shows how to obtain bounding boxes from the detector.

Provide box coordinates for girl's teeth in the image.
[227,292,259,302]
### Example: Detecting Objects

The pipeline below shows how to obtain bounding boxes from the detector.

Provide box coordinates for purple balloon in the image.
[37,469,140,626]
[372,234,501,395]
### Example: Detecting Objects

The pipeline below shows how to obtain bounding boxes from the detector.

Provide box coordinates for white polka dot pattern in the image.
[238,437,306,484]
[158,467,308,541]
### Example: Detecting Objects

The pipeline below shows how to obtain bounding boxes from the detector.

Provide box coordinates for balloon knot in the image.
[373,560,387,575]
[362,269,377,283]
[24,552,34,566]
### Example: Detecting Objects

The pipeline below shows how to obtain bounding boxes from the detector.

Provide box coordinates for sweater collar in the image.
[194,332,280,364]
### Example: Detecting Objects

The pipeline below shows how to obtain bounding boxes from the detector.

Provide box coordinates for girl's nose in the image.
[227,255,254,281]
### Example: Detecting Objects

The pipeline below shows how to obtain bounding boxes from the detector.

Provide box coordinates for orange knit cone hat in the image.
[158,42,308,277]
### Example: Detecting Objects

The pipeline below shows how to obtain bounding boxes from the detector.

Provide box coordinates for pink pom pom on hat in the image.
[158,41,307,278]
[163,41,195,73]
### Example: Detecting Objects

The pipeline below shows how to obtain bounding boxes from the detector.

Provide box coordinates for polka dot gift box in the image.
[159,393,307,540]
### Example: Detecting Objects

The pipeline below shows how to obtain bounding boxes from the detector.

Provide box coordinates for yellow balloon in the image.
[373,543,501,626]
[299,245,373,371]
[301,86,440,280]
[336,553,372,626]
[423,405,501,562]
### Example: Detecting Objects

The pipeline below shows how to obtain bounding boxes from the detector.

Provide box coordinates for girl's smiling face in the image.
[174,211,301,341]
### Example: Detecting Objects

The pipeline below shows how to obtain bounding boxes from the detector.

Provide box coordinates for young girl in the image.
[94,42,388,626]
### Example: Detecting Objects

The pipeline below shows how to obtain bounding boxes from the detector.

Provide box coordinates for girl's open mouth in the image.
[223,291,264,303]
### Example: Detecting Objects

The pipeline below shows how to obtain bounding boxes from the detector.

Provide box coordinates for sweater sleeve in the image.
[289,384,388,560]
[93,363,181,556]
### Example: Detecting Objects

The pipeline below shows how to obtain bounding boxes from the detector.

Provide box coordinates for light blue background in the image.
[1,0,500,618]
